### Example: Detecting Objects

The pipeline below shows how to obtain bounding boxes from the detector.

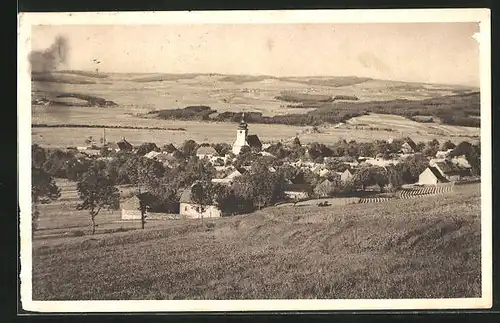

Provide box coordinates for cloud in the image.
[29,35,69,73]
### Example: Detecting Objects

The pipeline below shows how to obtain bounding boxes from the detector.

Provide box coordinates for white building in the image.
[179,185,221,219]
[232,113,262,154]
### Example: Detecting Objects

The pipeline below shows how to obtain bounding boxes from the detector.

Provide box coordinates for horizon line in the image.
[41,69,480,88]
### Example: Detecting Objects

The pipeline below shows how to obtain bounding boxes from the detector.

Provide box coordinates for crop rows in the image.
[398,184,454,199]
[358,197,392,204]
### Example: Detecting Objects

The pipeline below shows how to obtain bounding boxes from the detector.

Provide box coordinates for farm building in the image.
[179,187,222,219]
[337,169,353,183]
[196,146,218,159]
[116,138,133,152]
[430,160,467,182]
[400,138,417,154]
[418,167,449,185]
[121,192,156,220]
[284,183,312,200]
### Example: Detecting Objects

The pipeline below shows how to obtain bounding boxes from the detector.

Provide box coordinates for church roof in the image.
[247,135,262,149]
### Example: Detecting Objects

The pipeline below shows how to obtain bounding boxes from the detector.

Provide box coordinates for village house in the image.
[337,169,353,183]
[179,185,222,219]
[121,192,156,220]
[116,137,134,152]
[418,166,449,185]
[196,146,218,159]
[211,168,246,185]
[232,113,262,154]
[284,183,312,200]
[400,138,417,154]
[314,179,335,198]
[429,160,468,182]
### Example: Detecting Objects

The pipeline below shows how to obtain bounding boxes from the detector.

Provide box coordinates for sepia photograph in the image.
[18,9,491,312]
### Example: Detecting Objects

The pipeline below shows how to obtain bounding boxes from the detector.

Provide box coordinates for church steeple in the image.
[238,112,248,130]
[233,111,249,154]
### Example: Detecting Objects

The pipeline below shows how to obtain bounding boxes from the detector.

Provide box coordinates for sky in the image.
[31,23,480,86]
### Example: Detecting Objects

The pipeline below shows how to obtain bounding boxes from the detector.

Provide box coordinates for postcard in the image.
[18,8,491,312]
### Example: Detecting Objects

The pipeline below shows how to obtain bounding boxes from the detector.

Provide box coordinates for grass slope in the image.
[32,184,480,300]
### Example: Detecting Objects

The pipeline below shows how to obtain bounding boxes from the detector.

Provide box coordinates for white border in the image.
[18,9,492,312]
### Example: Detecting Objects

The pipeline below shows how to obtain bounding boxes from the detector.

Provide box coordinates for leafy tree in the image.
[145,178,179,213]
[415,142,426,152]
[235,146,255,167]
[292,137,301,147]
[42,149,76,178]
[212,143,232,156]
[182,139,198,156]
[307,142,333,160]
[385,167,404,192]
[76,166,120,235]
[65,158,92,181]
[233,162,286,210]
[352,166,386,190]
[190,180,214,223]
[168,156,215,190]
[325,159,350,172]
[32,167,61,231]
[373,141,391,157]
[136,142,160,156]
[119,156,165,187]
[423,144,439,157]
[395,154,428,183]
[212,184,238,216]
[450,141,480,175]
[32,144,47,169]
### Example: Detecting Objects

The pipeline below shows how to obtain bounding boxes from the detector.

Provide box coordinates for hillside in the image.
[32,183,480,300]
[31,71,477,114]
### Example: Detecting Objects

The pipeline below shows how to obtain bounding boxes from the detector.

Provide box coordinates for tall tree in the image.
[32,167,61,231]
[182,139,198,157]
[76,166,120,235]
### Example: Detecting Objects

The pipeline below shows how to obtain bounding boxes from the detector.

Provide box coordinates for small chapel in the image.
[232,112,262,154]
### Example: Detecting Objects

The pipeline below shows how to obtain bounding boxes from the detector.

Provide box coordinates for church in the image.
[232,113,262,154]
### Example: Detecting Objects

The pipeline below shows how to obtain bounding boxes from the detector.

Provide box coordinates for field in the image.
[32,182,480,300]
[30,71,479,148]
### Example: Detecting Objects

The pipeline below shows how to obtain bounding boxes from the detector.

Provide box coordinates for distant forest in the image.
[148,92,480,128]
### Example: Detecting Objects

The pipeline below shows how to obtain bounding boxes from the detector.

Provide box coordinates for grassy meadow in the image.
[32,182,480,300]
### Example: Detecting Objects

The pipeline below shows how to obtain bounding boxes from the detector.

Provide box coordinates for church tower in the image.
[232,112,249,154]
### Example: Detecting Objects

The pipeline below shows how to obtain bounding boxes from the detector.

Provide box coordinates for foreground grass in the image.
[32,184,481,300]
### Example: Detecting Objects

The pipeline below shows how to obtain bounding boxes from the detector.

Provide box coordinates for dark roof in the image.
[403,138,417,150]
[117,138,133,150]
[247,135,262,149]
[435,161,461,176]
[427,166,449,182]
[121,192,156,210]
